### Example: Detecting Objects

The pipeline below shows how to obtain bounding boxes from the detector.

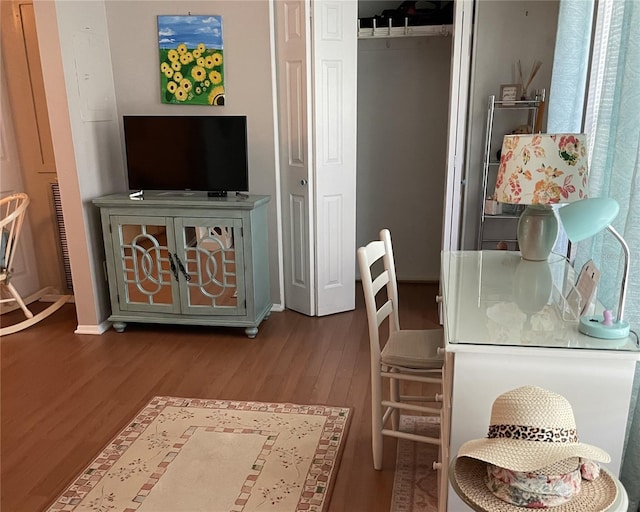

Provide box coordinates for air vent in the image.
[51,182,73,290]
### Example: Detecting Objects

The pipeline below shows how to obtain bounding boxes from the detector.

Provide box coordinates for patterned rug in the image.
[390,416,440,512]
[46,397,351,512]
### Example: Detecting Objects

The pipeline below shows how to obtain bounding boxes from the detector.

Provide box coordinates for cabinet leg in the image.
[113,321,127,333]
[245,326,258,339]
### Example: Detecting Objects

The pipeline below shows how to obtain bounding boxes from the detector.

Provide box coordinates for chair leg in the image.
[371,370,384,470]
[390,374,400,431]
[5,282,34,319]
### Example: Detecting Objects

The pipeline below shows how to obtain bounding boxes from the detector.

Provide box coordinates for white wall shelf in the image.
[357,21,452,39]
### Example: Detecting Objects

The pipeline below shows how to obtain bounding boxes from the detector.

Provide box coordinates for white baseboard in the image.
[74,320,111,335]
[270,302,284,313]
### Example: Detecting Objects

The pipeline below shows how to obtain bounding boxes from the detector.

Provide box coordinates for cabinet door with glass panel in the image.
[109,215,181,314]
[108,215,246,316]
[174,217,246,316]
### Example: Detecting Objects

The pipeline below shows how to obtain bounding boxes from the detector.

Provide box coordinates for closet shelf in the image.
[357,22,452,39]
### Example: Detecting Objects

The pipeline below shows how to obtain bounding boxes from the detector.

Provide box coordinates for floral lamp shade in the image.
[494,134,589,205]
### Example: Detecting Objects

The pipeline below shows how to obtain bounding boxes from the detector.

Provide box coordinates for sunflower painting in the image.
[157,15,225,106]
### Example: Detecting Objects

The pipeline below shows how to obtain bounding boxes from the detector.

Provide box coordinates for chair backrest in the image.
[357,229,401,358]
[1,193,30,274]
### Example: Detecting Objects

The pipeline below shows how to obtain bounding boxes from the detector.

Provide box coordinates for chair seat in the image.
[381,329,444,369]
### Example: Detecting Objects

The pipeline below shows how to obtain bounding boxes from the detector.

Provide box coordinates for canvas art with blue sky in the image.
[157,15,225,106]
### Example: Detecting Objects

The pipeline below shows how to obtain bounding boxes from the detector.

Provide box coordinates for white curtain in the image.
[551,1,640,510]
[579,1,640,510]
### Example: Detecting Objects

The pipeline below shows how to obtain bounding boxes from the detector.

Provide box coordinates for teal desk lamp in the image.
[558,197,630,339]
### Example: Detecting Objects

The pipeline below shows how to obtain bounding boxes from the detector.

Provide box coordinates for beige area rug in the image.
[390,416,440,512]
[47,397,351,512]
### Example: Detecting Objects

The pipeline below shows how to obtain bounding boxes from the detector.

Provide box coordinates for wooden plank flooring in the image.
[1,283,441,512]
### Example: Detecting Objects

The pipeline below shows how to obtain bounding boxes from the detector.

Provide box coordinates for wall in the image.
[106,1,280,312]
[34,0,282,331]
[34,0,120,333]
[107,0,281,314]
[356,35,451,281]
[461,0,560,249]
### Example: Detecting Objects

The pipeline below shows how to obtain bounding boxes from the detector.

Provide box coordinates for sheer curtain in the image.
[581,2,640,510]
[551,1,640,510]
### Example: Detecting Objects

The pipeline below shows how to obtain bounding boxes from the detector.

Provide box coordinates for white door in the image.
[0,71,40,299]
[312,0,358,316]
[441,0,473,253]
[277,1,465,316]
[274,0,315,316]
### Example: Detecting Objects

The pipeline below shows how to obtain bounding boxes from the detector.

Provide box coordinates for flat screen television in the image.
[123,115,248,197]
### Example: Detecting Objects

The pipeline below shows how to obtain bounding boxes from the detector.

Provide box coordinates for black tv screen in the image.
[123,115,248,195]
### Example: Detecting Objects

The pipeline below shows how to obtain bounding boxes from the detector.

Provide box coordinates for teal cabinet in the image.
[93,193,271,338]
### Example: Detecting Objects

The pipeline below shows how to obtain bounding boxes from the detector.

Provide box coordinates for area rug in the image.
[390,415,440,512]
[46,397,351,512]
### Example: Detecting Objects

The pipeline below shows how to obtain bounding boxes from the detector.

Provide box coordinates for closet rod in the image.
[357,18,452,39]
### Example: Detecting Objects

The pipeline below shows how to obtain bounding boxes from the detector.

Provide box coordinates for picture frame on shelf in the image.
[500,84,522,105]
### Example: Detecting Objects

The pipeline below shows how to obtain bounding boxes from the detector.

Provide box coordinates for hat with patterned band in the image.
[453,456,619,512]
[457,386,611,472]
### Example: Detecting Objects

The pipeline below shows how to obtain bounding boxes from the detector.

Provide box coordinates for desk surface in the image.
[441,251,639,354]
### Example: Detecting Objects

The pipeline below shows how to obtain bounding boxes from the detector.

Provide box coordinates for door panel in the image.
[313,0,358,316]
[1,1,66,293]
[175,217,246,316]
[1,72,39,299]
[275,0,315,315]
[442,0,473,253]
[109,216,180,314]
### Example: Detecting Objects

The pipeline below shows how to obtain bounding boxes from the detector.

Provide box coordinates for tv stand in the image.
[93,193,271,338]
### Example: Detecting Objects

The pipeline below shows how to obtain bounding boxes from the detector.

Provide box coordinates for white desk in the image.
[440,251,639,512]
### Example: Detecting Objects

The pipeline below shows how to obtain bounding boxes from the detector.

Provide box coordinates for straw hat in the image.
[458,386,611,471]
[453,456,618,512]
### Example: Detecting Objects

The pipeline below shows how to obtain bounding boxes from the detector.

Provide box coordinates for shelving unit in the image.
[357,19,452,39]
[477,90,545,250]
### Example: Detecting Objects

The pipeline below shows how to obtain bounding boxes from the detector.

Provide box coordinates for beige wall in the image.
[356,35,452,281]
[33,0,282,331]
[106,0,281,309]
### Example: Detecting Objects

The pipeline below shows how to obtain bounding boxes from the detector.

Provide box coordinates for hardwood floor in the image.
[1,283,441,512]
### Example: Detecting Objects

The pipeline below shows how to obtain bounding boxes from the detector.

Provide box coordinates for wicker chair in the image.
[1,193,70,336]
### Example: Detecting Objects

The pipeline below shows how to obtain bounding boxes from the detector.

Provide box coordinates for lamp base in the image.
[579,316,630,339]
[518,205,558,261]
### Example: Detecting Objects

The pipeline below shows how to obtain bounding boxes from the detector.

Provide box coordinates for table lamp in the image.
[558,197,630,339]
[494,134,589,261]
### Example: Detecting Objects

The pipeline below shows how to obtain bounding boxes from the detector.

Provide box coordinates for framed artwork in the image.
[157,15,225,105]
[500,84,522,105]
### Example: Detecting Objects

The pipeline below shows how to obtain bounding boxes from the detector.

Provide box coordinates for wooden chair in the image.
[357,228,444,470]
[1,193,70,336]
